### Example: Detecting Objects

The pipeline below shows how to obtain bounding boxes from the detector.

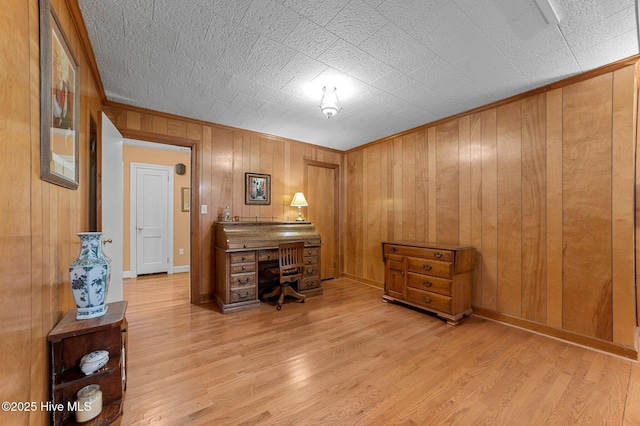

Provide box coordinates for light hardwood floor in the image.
[120,273,640,425]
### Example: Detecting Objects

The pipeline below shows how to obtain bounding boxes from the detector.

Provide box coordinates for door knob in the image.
[138,227,144,231]
[102,238,113,245]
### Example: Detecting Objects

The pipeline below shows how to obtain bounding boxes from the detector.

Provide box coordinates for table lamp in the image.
[290,192,308,221]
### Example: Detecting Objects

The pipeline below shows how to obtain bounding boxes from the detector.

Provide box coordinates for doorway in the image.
[306,160,340,280]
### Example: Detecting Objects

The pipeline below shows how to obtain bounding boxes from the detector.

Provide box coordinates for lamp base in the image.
[296,207,304,221]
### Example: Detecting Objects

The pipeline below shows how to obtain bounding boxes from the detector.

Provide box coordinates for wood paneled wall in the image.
[344,62,639,356]
[103,103,343,303]
[1,0,103,423]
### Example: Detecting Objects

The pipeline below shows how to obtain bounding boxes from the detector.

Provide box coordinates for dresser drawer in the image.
[406,257,452,278]
[230,286,256,303]
[229,272,255,288]
[406,287,452,314]
[230,252,256,264]
[407,273,452,296]
[230,262,255,274]
[384,245,453,262]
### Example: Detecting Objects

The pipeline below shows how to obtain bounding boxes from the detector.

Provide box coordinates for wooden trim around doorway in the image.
[304,159,341,279]
[118,128,201,304]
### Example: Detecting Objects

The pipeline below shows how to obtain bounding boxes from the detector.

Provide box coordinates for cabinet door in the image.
[385,258,405,299]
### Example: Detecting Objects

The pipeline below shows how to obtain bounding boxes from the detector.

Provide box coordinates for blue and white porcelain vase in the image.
[69,232,110,320]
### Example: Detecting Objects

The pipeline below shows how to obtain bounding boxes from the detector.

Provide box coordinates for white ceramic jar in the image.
[75,384,102,422]
[79,350,109,375]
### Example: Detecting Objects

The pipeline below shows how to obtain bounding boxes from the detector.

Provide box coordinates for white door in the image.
[101,112,123,302]
[134,164,172,275]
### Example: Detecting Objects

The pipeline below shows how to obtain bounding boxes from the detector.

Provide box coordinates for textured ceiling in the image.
[79,0,639,151]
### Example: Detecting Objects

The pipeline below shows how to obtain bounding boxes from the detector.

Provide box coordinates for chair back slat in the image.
[278,241,304,276]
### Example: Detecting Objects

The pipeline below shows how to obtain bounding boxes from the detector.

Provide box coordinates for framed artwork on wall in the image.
[181,187,190,212]
[245,173,271,205]
[39,0,80,189]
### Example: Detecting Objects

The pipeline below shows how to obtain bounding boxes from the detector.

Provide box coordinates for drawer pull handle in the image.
[434,252,442,258]
[237,277,250,284]
[391,247,397,253]
[267,254,271,259]
[243,244,247,248]
[239,291,249,298]
[422,296,432,304]
[422,281,432,287]
[241,256,246,261]
[241,266,246,271]
[423,264,432,271]
[308,250,312,254]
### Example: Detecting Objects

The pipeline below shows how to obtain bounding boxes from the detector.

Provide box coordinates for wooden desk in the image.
[214,221,322,313]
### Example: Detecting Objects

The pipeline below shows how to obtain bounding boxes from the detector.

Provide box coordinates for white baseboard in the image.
[123,265,190,279]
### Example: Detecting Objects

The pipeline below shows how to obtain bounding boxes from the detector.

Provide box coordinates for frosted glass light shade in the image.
[320,86,341,118]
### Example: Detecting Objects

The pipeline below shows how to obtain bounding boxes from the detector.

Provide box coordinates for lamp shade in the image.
[290,192,308,207]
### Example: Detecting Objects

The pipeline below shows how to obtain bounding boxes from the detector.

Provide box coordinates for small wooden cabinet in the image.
[47,301,127,425]
[382,241,475,325]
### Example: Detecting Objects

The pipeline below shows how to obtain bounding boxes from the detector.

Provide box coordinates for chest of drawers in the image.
[382,241,475,325]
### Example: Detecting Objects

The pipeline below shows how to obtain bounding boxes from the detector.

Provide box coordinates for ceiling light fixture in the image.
[320,86,341,118]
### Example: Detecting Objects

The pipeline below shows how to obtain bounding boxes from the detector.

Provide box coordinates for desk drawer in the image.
[230,252,256,264]
[258,250,277,262]
[304,256,319,266]
[304,247,320,257]
[230,272,255,288]
[406,257,452,278]
[230,263,255,274]
[304,264,319,278]
[300,277,320,291]
[406,287,452,314]
[230,286,256,303]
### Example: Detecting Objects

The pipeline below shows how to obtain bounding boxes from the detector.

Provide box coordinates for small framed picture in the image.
[245,173,271,205]
[181,187,190,212]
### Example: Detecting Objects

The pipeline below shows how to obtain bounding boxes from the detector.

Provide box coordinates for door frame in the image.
[305,159,341,279]
[110,123,200,304]
[129,162,174,278]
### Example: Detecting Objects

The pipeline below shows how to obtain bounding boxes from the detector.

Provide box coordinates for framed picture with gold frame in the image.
[181,187,190,212]
[245,173,271,205]
[39,0,80,189]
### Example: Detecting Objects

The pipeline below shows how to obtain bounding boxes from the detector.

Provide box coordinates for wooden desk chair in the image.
[263,241,306,310]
